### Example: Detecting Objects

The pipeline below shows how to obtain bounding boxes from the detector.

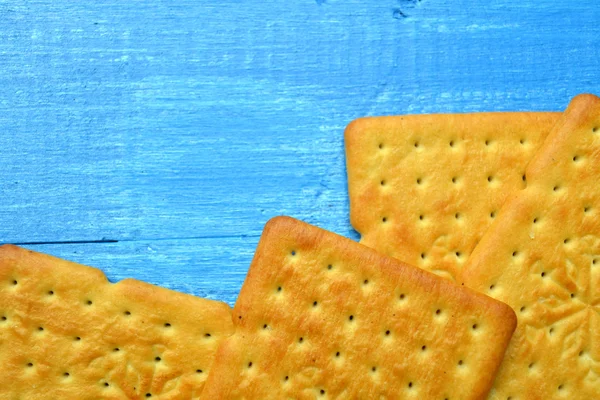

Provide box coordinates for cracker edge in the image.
[0,244,232,318]
[461,93,600,287]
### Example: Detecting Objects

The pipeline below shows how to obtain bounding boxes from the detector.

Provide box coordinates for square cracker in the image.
[345,111,560,281]
[461,94,600,399]
[0,245,234,399]
[200,216,516,399]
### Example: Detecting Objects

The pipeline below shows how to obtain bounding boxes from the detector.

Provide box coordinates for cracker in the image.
[200,216,516,399]
[461,94,600,399]
[345,111,560,281]
[0,245,234,399]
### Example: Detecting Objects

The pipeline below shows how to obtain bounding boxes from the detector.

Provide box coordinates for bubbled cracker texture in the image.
[345,112,560,281]
[461,94,600,399]
[0,245,234,400]
[200,216,517,400]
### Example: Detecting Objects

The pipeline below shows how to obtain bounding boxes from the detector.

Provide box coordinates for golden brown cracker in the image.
[461,94,600,399]
[200,216,516,399]
[345,111,560,281]
[0,245,233,399]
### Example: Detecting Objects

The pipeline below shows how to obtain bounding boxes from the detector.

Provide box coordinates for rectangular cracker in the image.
[0,245,234,399]
[461,94,600,399]
[200,216,516,399]
[345,111,561,281]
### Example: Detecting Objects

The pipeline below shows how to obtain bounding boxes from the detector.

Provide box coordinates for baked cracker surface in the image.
[0,245,233,399]
[200,216,516,400]
[461,94,600,399]
[346,111,560,281]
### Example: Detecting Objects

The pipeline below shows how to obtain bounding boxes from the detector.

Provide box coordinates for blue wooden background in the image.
[1,1,598,305]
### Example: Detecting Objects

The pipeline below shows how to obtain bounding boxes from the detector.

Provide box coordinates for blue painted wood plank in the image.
[0,0,599,302]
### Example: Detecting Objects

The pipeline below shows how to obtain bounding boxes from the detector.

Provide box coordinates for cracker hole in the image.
[75,336,81,341]
[570,293,575,298]
[553,185,560,192]
[564,238,570,244]
[48,290,54,295]
[455,251,461,258]
[584,206,591,213]
[124,311,131,316]
[104,382,109,387]
[520,306,526,313]
[327,264,333,270]
[63,372,70,377]
[38,327,44,331]
[363,279,369,285]
[455,212,461,220]
[291,250,296,256]
[146,394,152,398]
[452,176,457,184]
[299,337,304,343]
[529,362,535,369]
[485,139,490,146]
[593,259,598,265]
[487,176,493,183]
[408,382,413,388]
[248,362,253,368]
[449,140,455,147]
[205,333,212,339]
[320,389,325,396]
[399,294,405,301]
[573,155,580,162]
[549,327,554,335]
[378,143,384,149]
[372,366,377,372]
[435,309,441,315]
[593,127,598,133]
[558,384,564,391]
[385,330,390,336]
[348,315,354,321]
[284,375,289,381]
[164,323,171,328]
[541,272,546,278]
[380,180,386,186]
[579,350,585,357]
[489,284,495,291]
[420,253,426,260]
[520,138,526,144]
[533,217,538,224]
[1,316,6,321]
[27,363,33,367]
[263,324,268,329]
[196,369,203,374]
[421,345,427,351]
[414,141,419,148]
[419,214,424,221]
[155,357,161,362]
[382,217,387,223]
[11,280,17,286]
[458,360,463,366]
[472,323,479,330]
[416,177,422,185]
[512,251,519,257]
[522,174,526,182]
[86,300,93,306]
[335,351,340,358]
[113,347,120,352]
[490,211,496,218]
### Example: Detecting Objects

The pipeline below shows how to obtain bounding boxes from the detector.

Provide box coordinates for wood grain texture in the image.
[0,0,599,303]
